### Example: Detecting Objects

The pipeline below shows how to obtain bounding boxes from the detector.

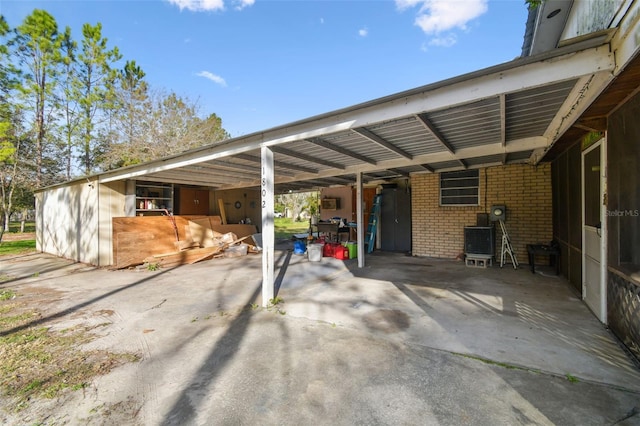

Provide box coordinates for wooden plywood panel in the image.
[112,216,255,268]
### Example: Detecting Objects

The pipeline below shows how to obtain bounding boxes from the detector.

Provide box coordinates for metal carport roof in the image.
[97,37,615,192]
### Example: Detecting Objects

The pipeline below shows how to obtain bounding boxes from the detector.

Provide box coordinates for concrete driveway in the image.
[1,247,639,425]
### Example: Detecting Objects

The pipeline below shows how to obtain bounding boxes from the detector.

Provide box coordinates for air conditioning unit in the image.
[464,226,495,256]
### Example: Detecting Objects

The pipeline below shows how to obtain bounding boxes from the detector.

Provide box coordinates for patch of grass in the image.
[565,373,579,383]
[274,217,309,240]
[0,289,16,301]
[267,296,286,315]
[269,296,284,306]
[0,240,36,256]
[0,291,140,410]
[146,262,160,271]
[7,222,35,233]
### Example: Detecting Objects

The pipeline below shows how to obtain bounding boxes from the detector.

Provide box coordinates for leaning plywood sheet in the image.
[145,246,224,268]
[115,231,157,269]
[188,218,224,248]
[211,224,257,239]
[112,216,251,268]
[113,216,188,268]
[146,235,253,267]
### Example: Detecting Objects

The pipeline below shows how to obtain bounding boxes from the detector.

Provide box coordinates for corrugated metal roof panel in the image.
[425,98,502,151]
[506,79,577,140]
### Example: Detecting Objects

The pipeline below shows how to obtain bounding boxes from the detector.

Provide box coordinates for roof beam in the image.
[420,164,434,173]
[144,175,222,188]
[388,168,411,178]
[271,146,346,170]
[306,138,377,165]
[535,71,614,164]
[574,117,607,132]
[150,169,243,184]
[234,153,319,174]
[352,128,413,160]
[415,114,455,154]
[206,160,270,175]
[168,166,255,181]
[267,137,547,188]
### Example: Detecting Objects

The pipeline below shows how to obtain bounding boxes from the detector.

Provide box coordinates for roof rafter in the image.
[415,113,455,154]
[352,128,413,160]
[234,153,319,174]
[306,138,378,165]
[271,146,346,170]
[387,168,411,177]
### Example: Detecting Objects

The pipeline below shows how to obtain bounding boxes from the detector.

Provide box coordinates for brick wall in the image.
[411,163,553,262]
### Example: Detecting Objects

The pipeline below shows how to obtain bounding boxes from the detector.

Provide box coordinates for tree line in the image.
[0,9,230,235]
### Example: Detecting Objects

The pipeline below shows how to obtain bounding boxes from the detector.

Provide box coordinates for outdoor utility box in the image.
[464,226,495,256]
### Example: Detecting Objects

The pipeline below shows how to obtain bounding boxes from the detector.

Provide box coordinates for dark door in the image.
[381,186,411,252]
[178,188,209,215]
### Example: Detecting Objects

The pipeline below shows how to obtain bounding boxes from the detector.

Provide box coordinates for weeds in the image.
[0,290,139,409]
[565,374,579,383]
[267,296,286,315]
[0,289,16,300]
[146,262,160,271]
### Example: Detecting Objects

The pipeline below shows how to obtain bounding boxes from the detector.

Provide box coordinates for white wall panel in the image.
[36,179,100,265]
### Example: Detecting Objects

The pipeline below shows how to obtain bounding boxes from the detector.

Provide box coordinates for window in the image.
[440,170,479,206]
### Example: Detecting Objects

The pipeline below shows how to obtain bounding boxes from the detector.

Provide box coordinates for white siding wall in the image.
[36,179,126,266]
[561,0,625,40]
[99,181,127,266]
[36,179,100,264]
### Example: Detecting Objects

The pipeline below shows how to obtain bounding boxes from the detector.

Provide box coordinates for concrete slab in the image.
[0,249,639,425]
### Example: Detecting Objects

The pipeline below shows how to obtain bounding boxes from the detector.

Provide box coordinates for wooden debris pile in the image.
[112,215,260,269]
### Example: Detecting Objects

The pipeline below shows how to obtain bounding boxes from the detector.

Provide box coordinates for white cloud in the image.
[320,17,325,24]
[395,0,424,11]
[429,33,457,47]
[396,0,488,35]
[166,0,254,12]
[197,71,227,87]
[233,0,254,11]
[359,27,368,37]
[167,0,225,12]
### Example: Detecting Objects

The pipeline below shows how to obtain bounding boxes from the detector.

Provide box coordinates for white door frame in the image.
[581,137,608,323]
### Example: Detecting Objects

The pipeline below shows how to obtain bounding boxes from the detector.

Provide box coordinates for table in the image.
[315,222,351,242]
[527,244,560,275]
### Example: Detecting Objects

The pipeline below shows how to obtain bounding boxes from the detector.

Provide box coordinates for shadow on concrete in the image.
[274,249,293,297]
[0,266,178,337]
[161,283,261,425]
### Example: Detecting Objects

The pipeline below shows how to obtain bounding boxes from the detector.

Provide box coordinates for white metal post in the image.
[356,172,365,268]
[261,146,275,307]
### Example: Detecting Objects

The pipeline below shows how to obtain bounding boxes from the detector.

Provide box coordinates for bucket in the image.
[293,240,306,255]
[307,243,323,262]
[345,242,357,259]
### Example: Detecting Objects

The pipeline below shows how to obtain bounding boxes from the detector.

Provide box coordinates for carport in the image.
[90,39,615,306]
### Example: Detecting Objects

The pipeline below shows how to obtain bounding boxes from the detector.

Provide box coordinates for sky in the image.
[1,0,530,138]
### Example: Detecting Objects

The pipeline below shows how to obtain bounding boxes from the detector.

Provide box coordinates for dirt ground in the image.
[1,232,35,242]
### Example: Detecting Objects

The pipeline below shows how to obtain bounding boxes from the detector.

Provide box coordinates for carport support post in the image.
[261,146,275,307]
[356,172,365,268]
